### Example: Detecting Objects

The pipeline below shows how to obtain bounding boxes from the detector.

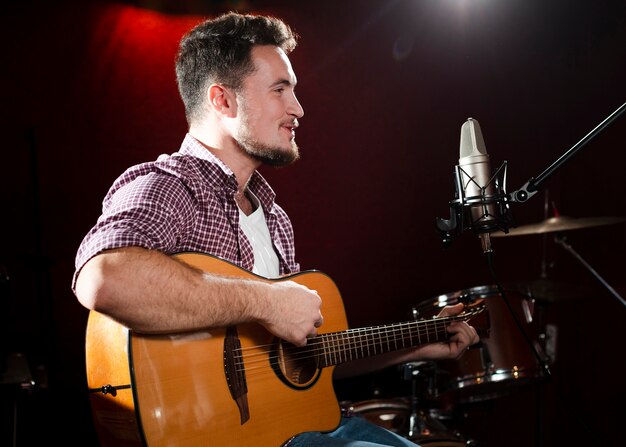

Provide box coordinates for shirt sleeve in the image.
[72,172,197,291]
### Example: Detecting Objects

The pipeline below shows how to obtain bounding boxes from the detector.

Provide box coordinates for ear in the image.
[207,84,237,117]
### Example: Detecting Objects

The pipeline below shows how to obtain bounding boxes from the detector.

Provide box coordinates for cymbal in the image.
[492,216,626,237]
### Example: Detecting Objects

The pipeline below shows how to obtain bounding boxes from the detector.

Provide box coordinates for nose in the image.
[288,92,304,118]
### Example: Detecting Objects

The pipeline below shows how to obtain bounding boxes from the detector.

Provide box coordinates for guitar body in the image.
[86,253,347,447]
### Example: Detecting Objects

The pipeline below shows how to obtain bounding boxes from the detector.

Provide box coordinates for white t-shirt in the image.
[238,193,280,278]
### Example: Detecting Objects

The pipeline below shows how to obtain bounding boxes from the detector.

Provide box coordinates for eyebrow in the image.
[270,79,297,88]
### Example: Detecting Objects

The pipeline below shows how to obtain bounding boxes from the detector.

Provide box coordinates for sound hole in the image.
[271,340,320,389]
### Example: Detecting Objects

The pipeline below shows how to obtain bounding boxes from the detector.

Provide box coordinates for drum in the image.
[340,398,467,446]
[412,285,545,403]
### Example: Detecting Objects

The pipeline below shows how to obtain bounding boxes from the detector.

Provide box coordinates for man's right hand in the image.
[257,280,323,347]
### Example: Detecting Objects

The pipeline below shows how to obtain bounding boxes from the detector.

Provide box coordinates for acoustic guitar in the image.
[85,252,484,446]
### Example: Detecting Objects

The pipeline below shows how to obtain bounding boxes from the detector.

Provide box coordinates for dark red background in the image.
[2,0,626,445]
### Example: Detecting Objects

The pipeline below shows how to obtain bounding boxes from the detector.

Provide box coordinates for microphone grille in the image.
[459,118,487,158]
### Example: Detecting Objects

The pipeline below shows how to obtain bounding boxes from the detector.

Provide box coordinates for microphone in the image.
[459,118,498,252]
[436,118,513,253]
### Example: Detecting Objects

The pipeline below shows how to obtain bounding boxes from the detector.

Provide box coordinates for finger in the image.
[438,302,464,317]
[293,336,308,347]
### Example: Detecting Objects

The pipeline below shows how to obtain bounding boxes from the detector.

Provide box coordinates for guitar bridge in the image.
[224,326,250,424]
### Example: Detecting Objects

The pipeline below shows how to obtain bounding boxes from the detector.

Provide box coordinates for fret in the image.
[402,324,413,348]
[438,318,447,340]
[323,334,330,367]
[332,332,339,365]
[393,324,399,351]
[331,333,339,364]
[343,332,349,361]
[358,328,366,359]
[339,332,347,363]
[400,323,407,349]
[381,326,387,354]
[337,332,343,364]
[322,333,331,367]
[373,326,379,355]
[417,320,423,345]
[347,329,355,362]
[339,332,345,363]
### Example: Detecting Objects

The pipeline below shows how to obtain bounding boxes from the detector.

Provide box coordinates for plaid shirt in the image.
[73,134,299,289]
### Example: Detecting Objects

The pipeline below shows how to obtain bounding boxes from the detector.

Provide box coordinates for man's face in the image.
[233,45,304,167]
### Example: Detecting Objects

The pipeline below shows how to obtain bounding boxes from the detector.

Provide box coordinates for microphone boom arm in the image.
[509,100,626,203]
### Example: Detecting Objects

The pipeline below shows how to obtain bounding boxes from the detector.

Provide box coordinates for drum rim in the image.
[445,366,543,390]
[436,284,500,300]
[413,284,501,314]
[343,398,410,412]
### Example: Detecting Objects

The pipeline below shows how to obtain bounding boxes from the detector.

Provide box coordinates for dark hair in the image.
[175,12,298,124]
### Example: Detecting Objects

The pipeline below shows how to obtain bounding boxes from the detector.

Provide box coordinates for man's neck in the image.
[189,126,260,194]
[234,188,257,216]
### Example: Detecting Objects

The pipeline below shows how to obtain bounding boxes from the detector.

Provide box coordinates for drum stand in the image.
[553,234,626,309]
[401,361,442,439]
[400,361,473,445]
[400,361,428,439]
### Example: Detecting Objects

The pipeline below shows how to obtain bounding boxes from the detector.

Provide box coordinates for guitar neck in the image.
[314,314,462,368]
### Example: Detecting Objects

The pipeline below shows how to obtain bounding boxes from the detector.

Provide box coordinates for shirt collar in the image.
[178,133,277,213]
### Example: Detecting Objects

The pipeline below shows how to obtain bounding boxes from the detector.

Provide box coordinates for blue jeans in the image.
[286,416,420,447]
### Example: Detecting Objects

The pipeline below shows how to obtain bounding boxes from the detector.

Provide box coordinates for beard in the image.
[237,134,300,167]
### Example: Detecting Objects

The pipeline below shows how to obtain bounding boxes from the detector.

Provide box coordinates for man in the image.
[73,12,478,446]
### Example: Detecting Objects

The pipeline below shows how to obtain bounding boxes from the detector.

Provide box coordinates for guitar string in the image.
[236,326,449,375]
[237,310,476,358]
[238,330,448,376]
[237,315,455,362]
[231,312,478,374]
[236,311,476,365]
[236,326,456,378]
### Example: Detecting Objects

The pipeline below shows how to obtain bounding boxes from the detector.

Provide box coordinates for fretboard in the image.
[313,314,466,368]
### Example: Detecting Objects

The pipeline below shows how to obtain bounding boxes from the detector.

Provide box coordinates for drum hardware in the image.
[400,362,474,445]
[339,361,472,445]
[400,361,434,439]
[553,234,626,309]
[540,323,557,364]
[494,212,626,308]
[491,195,626,309]
[341,396,469,446]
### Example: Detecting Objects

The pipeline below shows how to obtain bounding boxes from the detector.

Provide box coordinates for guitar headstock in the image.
[461,300,490,338]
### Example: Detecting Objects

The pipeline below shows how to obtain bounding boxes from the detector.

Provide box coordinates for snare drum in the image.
[341,398,466,446]
[412,285,545,403]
